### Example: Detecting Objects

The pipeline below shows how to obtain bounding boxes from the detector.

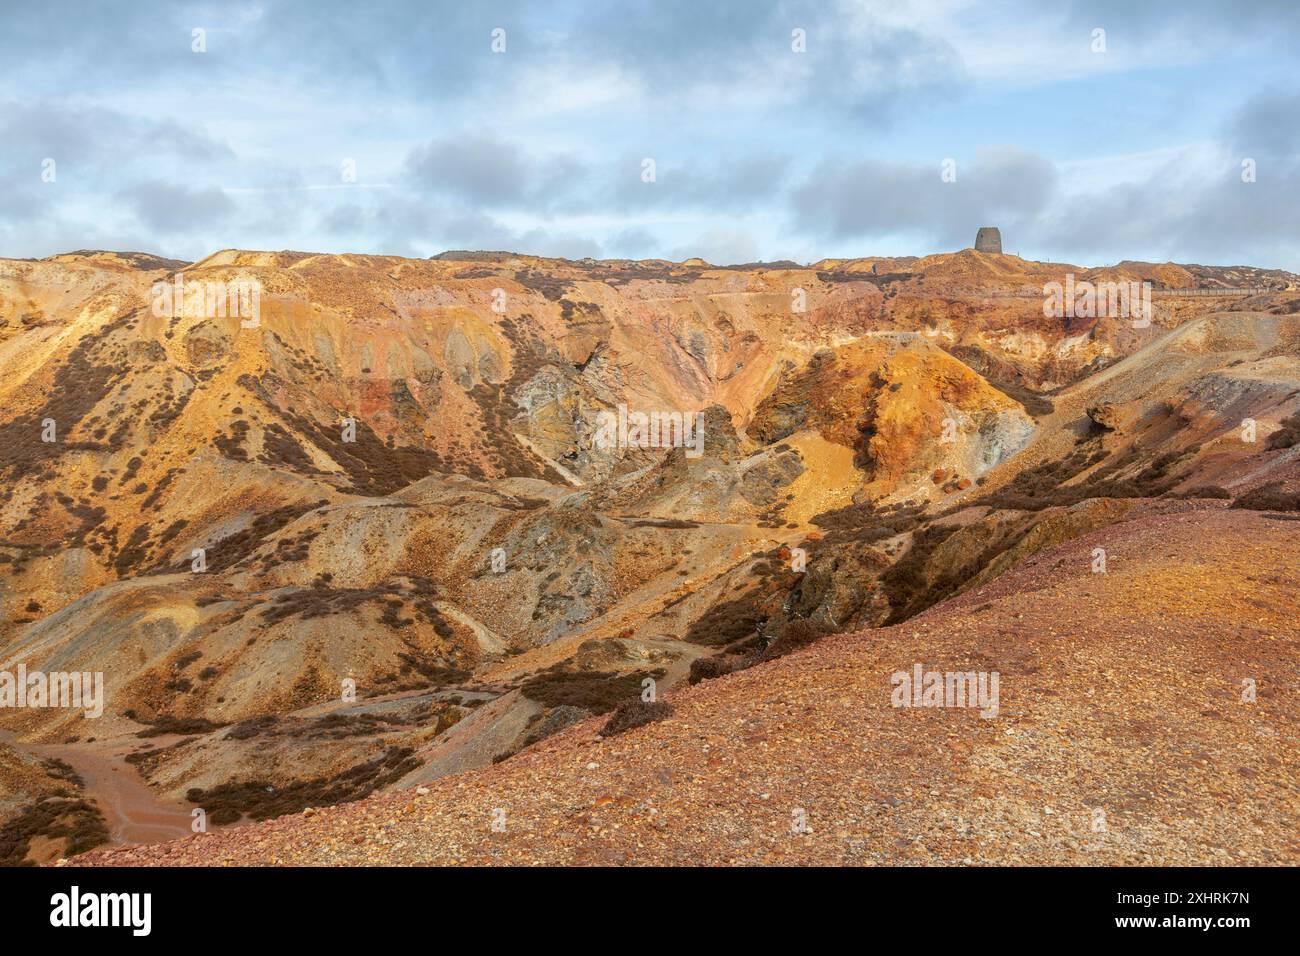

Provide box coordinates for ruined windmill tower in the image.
[974,226,1002,253]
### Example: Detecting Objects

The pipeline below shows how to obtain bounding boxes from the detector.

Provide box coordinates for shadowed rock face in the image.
[974,226,1003,253]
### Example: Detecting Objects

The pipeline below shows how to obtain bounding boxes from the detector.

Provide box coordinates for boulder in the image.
[1087,403,1123,431]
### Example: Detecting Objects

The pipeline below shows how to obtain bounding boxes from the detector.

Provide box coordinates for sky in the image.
[1,0,1297,268]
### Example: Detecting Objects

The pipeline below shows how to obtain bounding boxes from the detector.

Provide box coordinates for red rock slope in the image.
[74,505,1298,866]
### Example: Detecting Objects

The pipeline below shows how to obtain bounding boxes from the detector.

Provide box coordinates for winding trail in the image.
[1,731,194,846]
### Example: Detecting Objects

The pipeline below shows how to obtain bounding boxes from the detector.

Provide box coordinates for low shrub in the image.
[601,699,674,737]
[520,668,665,714]
[1231,482,1300,512]
[1266,411,1300,450]
[688,654,745,685]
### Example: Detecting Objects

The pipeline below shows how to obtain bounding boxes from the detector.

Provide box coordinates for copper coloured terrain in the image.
[77,508,1298,866]
[0,248,1296,865]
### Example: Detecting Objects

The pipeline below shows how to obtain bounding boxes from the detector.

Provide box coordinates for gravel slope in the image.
[73,507,1299,866]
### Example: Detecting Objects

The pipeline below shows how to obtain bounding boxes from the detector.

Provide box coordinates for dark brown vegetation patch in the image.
[760,617,833,660]
[213,420,251,460]
[259,422,318,472]
[972,439,1196,511]
[879,523,964,624]
[200,501,326,573]
[1172,485,1231,499]
[557,298,602,321]
[0,310,135,479]
[0,759,108,865]
[512,269,572,301]
[520,667,666,714]
[257,577,454,640]
[235,371,446,494]
[0,797,109,865]
[464,340,562,481]
[285,403,446,496]
[688,653,747,685]
[135,715,228,738]
[810,500,926,546]
[1231,482,1300,512]
[600,699,674,736]
[1266,411,1300,450]
[683,590,764,647]
[184,747,419,825]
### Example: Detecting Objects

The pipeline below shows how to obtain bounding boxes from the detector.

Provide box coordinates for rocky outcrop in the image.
[749,336,1034,502]
[1087,402,1123,430]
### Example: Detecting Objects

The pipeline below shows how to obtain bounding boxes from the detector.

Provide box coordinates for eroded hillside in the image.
[77,506,1300,866]
[1,247,1297,864]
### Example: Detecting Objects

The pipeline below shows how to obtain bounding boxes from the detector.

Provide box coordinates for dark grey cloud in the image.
[0,0,538,100]
[667,228,761,265]
[0,213,159,261]
[1026,170,1298,267]
[1065,0,1300,56]
[0,177,50,229]
[406,133,568,207]
[514,229,603,260]
[2,0,962,128]
[0,100,234,243]
[401,131,791,217]
[608,153,793,213]
[116,181,236,234]
[1023,91,1300,263]
[575,0,965,119]
[604,227,662,258]
[789,148,1057,249]
[785,93,1300,267]
[0,101,232,171]
[315,193,604,260]
[0,1,1294,267]
[1229,91,1300,160]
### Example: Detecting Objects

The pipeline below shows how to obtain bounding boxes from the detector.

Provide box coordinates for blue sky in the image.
[1,0,1297,267]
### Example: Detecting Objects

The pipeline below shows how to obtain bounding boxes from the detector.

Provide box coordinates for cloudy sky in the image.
[2,0,1297,267]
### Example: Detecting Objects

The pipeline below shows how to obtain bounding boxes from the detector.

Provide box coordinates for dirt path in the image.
[0,732,196,847]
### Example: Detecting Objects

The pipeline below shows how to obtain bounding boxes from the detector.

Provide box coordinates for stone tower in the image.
[974,227,1002,253]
